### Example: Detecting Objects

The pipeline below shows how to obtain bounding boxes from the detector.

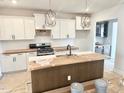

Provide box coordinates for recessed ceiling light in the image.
[12,0,17,4]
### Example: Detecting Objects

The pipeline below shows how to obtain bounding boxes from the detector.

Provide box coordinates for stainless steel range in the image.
[29,43,54,56]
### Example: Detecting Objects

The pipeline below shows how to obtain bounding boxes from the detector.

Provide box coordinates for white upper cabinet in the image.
[76,16,82,30]
[76,16,90,31]
[0,16,35,40]
[0,16,25,40]
[0,17,8,40]
[24,18,35,39]
[0,15,75,40]
[13,18,25,40]
[67,20,75,38]
[51,19,75,39]
[51,20,60,39]
[0,17,14,40]
[60,19,75,39]
[34,14,51,30]
[60,19,69,39]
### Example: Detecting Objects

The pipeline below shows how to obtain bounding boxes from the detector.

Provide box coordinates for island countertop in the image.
[28,53,105,71]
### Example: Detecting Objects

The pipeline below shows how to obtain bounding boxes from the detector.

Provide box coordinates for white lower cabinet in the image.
[14,53,27,71]
[1,53,27,73]
[1,55,14,72]
[26,52,37,60]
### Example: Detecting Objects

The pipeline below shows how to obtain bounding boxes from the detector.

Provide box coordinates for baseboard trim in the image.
[113,68,124,75]
[3,69,27,74]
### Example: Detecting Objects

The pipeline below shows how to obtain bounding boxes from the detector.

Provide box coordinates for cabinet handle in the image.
[13,57,15,62]
[15,57,16,62]
[13,57,16,62]
[51,34,53,38]
[42,25,45,29]
[14,35,15,40]
[67,34,69,38]
[12,35,15,40]
[12,35,14,40]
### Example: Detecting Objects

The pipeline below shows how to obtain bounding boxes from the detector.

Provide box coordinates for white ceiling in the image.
[0,0,122,13]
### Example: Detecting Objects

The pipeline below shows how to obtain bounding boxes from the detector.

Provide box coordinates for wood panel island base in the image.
[29,53,105,93]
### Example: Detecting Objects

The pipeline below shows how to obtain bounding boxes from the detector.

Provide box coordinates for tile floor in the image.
[0,59,124,93]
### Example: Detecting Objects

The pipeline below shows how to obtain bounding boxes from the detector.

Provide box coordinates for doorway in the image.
[95,19,118,72]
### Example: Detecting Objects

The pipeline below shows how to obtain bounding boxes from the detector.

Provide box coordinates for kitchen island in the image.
[29,53,105,93]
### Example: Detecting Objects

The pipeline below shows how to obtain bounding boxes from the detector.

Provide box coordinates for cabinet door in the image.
[68,20,75,38]
[13,18,25,40]
[60,20,68,39]
[26,52,37,61]
[2,17,13,40]
[14,53,27,71]
[34,14,51,30]
[1,53,27,73]
[24,18,35,39]
[0,17,5,40]
[51,20,60,39]
[76,16,83,30]
[1,55,15,72]
[34,14,45,29]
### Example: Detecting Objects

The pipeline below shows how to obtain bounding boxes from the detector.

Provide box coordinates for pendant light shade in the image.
[45,0,56,27]
[81,15,90,29]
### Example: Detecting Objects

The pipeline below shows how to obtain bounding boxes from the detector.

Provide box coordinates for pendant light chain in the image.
[86,0,87,11]
[49,0,51,9]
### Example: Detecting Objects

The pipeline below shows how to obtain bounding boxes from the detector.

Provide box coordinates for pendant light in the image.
[45,0,56,27]
[81,0,90,29]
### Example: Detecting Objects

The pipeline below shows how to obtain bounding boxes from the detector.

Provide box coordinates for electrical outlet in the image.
[67,75,71,81]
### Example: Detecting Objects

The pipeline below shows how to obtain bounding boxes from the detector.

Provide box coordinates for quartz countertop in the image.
[2,46,79,55]
[28,52,105,71]
[2,48,37,54]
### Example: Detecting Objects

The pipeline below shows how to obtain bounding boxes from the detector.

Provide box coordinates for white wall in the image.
[91,4,124,74]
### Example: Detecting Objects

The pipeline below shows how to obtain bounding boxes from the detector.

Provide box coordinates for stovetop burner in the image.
[29,43,54,56]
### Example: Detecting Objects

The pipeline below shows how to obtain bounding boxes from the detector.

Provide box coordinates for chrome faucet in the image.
[67,44,72,56]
